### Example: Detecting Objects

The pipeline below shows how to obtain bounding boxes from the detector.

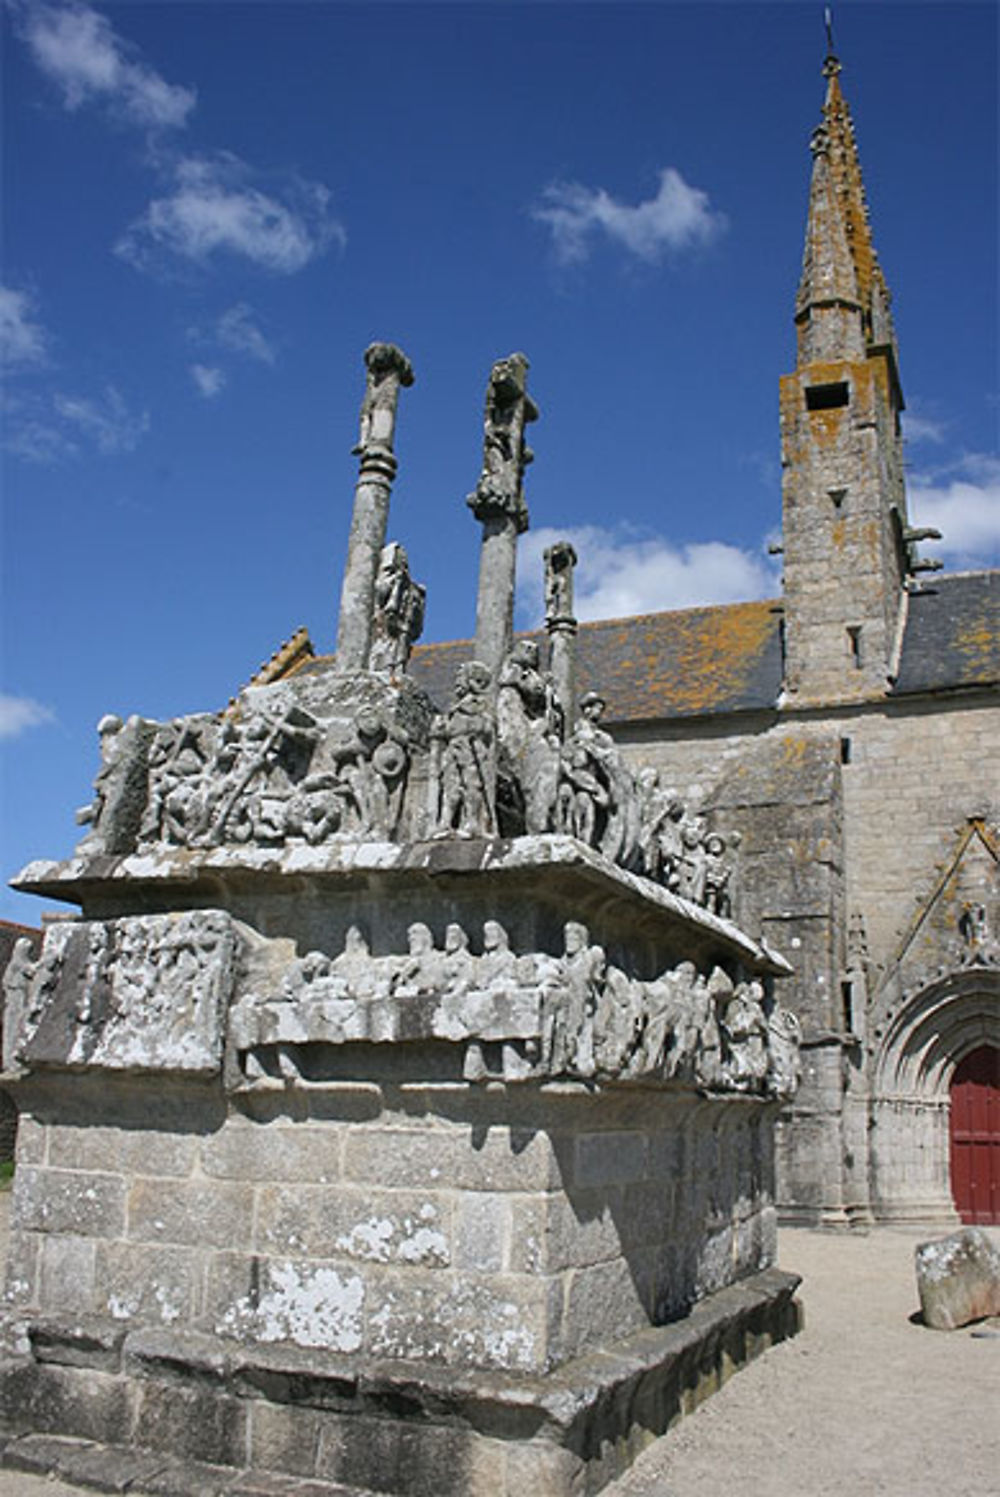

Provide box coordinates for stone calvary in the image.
[1,345,802,1495]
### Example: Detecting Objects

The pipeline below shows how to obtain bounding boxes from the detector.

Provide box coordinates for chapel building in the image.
[411,49,1000,1226]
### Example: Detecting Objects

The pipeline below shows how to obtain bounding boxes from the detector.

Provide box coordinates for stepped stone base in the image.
[0,1267,800,1496]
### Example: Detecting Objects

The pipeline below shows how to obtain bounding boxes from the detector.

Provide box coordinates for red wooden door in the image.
[950,1045,1000,1224]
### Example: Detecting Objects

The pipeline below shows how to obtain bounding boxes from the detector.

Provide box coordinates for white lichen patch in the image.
[336,1208,448,1266]
[218,1260,364,1352]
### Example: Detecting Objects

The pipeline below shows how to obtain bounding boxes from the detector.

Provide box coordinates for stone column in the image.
[336,343,414,672]
[467,354,538,683]
[544,540,578,731]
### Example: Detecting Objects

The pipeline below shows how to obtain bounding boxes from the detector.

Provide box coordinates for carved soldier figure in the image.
[369,542,426,676]
[702,831,738,918]
[329,708,408,839]
[497,640,562,834]
[567,692,636,865]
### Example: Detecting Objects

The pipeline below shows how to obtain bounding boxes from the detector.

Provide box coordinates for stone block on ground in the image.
[915,1226,1000,1330]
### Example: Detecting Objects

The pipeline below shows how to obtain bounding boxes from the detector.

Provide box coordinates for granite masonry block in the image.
[3,1229,41,1309]
[315,1409,506,1497]
[201,1123,344,1184]
[249,1400,324,1478]
[127,1177,254,1249]
[38,1235,97,1315]
[573,1130,647,1189]
[132,1379,248,1466]
[14,1167,126,1239]
[95,1240,199,1326]
[13,1116,46,1166]
[48,1124,198,1179]
[453,1193,508,1273]
[255,1184,451,1267]
[342,1124,562,1194]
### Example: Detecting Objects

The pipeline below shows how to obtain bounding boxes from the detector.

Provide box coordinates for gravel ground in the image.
[1,1187,997,1497]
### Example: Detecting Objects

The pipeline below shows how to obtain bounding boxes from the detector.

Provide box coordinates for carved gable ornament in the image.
[888,818,1000,996]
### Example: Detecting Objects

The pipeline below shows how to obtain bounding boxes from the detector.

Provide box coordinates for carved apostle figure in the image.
[432,661,497,838]
[369,542,426,676]
[479,919,517,989]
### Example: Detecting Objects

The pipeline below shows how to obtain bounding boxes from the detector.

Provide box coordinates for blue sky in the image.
[1,0,997,923]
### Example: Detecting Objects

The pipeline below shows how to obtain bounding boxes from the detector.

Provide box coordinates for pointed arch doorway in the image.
[950,1045,1000,1224]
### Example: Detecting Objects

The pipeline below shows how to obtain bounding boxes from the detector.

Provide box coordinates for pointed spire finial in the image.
[823,7,841,76]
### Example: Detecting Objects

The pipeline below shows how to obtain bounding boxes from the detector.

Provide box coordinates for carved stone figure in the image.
[479,920,517,989]
[467,353,538,530]
[720,978,769,1091]
[355,342,415,456]
[441,923,476,994]
[703,832,736,918]
[497,640,562,835]
[393,922,445,994]
[565,692,635,864]
[543,921,605,1078]
[766,1002,803,1100]
[676,816,709,906]
[430,661,497,838]
[369,542,426,676]
[328,708,408,839]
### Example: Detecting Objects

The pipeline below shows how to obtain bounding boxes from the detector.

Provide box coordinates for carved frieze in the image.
[3,911,236,1075]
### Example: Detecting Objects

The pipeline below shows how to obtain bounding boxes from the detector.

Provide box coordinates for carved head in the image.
[407,922,433,955]
[343,925,370,956]
[564,920,589,956]
[705,833,725,856]
[579,692,606,723]
[444,923,468,954]
[510,640,540,672]
[483,920,508,952]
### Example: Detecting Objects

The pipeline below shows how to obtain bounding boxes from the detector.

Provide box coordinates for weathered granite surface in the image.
[915,1227,1000,1330]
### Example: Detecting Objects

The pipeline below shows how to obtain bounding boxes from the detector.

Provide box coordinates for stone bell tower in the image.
[778,48,938,707]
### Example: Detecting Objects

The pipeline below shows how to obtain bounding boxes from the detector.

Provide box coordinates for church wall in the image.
[615,687,999,1224]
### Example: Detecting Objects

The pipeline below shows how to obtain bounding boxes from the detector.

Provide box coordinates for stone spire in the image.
[336,343,414,672]
[794,52,897,370]
[467,353,538,682]
[778,46,921,708]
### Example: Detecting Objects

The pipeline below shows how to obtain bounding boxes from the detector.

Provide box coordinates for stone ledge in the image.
[0,1431,370,1496]
[0,1268,801,1495]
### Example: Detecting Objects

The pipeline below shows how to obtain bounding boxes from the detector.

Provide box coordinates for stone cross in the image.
[336,343,414,673]
[544,540,578,730]
[467,353,538,682]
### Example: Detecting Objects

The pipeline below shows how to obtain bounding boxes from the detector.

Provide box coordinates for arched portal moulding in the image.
[870,968,1000,1223]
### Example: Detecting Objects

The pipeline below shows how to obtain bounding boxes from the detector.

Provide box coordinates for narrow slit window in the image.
[847,626,863,668]
[806,381,849,411]
[840,736,852,764]
[841,981,854,1033]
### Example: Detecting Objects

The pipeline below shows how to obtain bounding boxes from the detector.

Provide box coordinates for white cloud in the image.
[16,0,196,128]
[215,303,275,363]
[902,411,947,445]
[0,693,55,740]
[516,525,779,627]
[190,363,226,399]
[533,167,726,266]
[117,154,343,275]
[52,384,149,453]
[0,285,48,368]
[909,453,1000,568]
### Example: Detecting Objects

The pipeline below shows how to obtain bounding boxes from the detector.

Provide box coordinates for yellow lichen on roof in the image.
[592,599,778,718]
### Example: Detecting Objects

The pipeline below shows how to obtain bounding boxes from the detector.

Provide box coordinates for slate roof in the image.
[408,570,997,726]
[409,598,785,723]
[893,572,1000,697]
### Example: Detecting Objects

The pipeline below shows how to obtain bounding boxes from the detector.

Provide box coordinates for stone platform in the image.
[1,1268,800,1496]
